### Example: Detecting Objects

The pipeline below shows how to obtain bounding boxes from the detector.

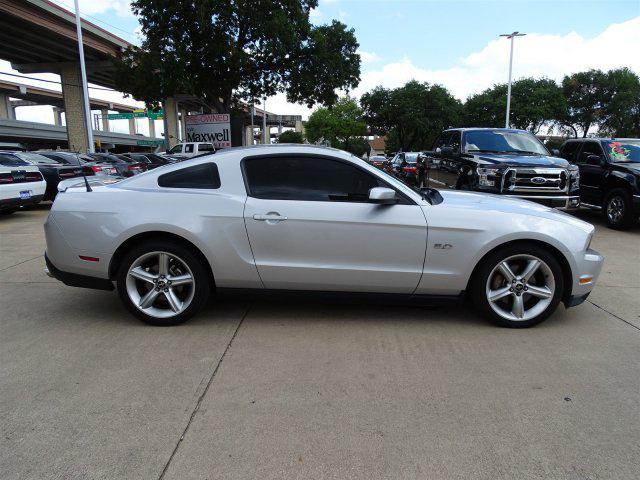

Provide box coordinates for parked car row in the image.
[377,128,639,230]
[0,149,180,214]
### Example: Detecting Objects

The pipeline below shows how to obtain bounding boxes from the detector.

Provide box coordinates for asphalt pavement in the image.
[1,205,638,480]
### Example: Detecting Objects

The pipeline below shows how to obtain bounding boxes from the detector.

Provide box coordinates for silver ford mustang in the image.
[44,145,603,327]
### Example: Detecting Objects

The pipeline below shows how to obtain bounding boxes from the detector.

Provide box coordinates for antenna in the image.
[83,175,92,192]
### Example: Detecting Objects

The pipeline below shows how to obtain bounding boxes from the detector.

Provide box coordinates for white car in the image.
[0,152,46,214]
[44,145,603,327]
[164,142,215,159]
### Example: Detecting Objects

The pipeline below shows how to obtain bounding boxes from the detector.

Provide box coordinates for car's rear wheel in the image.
[116,242,210,326]
[604,189,635,230]
[471,244,564,328]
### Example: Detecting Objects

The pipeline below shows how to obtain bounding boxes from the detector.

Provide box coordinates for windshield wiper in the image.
[467,149,503,153]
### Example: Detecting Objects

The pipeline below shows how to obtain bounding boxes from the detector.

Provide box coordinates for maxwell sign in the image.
[185,114,231,148]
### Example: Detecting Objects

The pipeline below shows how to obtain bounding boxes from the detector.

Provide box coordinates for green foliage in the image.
[599,68,640,138]
[561,69,608,137]
[464,78,565,133]
[341,137,370,157]
[361,81,462,152]
[305,97,366,147]
[277,130,304,143]
[115,1,360,112]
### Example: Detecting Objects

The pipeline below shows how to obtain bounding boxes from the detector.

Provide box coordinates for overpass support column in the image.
[52,107,63,126]
[60,64,90,152]
[148,118,156,138]
[128,117,136,135]
[179,108,187,141]
[295,119,303,133]
[164,97,179,148]
[101,109,109,131]
[0,93,11,119]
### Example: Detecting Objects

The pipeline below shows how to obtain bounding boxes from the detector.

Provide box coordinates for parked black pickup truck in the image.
[419,128,580,209]
[560,138,640,229]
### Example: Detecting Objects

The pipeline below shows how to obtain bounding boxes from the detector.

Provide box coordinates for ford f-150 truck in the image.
[419,128,580,209]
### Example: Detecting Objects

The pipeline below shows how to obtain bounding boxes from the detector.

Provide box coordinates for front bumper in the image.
[505,194,580,210]
[563,248,603,308]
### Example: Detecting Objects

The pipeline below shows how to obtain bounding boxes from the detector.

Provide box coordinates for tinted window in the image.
[16,152,62,165]
[464,130,549,155]
[433,132,452,150]
[244,156,386,202]
[578,142,604,163]
[199,144,214,152]
[168,144,182,154]
[158,163,220,189]
[560,141,581,162]
[447,131,462,151]
[185,144,194,153]
[0,153,29,167]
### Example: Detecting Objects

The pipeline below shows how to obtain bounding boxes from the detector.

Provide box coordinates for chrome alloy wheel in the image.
[606,196,624,224]
[125,251,195,319]
[485,254,555,322]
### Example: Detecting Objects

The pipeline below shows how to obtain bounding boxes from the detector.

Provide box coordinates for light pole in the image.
[73,0,95,153]
[500,31,526,129]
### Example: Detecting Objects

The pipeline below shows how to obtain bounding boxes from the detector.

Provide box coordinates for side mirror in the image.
[368,187,397,205]
[551,148,560,157]
[586,154,604,166]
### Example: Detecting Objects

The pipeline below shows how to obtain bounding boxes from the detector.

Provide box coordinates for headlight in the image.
[477,167,501,187]
[568,166,580,190]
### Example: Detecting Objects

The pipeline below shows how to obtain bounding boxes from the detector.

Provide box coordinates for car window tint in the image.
[447,131,461,151]
[244,156,385,202]
[158,163,221,189]
[0,153,29,167]
[578,142,604,162]
[561,142,581,163]
[16,152,61,164]
[168,145,182,154]
[185,144,194,153]
[199,144,214,152]
[435,132,452,151]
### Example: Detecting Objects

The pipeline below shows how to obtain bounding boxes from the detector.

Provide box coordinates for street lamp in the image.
[500,31,526,129]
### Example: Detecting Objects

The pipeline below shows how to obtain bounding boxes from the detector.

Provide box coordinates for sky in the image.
[2,0,639,131]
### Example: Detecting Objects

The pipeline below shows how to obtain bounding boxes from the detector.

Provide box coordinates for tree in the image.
[115,1,361,112]
[464,78,565,133]
[561,69,608,137]
[599,68,640,138]
[304,97,367,152]
[277,130,304,143]
[361,81,462,152]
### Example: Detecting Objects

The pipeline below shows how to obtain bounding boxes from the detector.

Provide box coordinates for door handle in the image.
[253,213,288,221]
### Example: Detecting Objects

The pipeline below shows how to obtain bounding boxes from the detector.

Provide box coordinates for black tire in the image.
[470,243,564,328]
[116,241,211,326]
[604,188,635,230]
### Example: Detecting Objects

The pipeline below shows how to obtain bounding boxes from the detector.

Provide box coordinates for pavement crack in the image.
[157,305,251,480]
[0,255,42,272]
[588,300,640,332]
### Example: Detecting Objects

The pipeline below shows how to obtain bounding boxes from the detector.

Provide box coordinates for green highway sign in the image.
[106,109,164,120]
[136,139,165,146]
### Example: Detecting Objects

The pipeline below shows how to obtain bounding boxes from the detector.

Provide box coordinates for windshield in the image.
[602,141,640,163]
[404,153,419,163]
[0,153,30,167]
[464,130,549,155]
[15,152,62,165]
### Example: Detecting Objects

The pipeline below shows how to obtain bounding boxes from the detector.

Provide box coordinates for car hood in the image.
[474,153,570,168]
[438,190,594,234]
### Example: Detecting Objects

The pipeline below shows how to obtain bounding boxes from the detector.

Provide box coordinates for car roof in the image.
[443,127,530,134]
[563,137,639,142]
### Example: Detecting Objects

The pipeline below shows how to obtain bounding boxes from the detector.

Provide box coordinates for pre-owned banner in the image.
[185,114,231,148]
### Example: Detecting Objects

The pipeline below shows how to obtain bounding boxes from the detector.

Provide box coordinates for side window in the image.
[446,131,461,152]
[434,132,452,151]
[168,144,182,154]
[158,163,221,189]
[244,156,386,202]
[578,142,604,163]
[199,144,214,152]
[184,144,195,154]
[561,142,581,163]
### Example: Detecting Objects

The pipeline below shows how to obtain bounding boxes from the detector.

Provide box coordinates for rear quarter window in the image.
[158,163,221,189]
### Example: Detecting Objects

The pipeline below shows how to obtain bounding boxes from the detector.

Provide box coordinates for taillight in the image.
[91,165,102,173]
[128,164,142,171]
[403,166,417,173]
[0,173,13,183]
[25,172,42,181]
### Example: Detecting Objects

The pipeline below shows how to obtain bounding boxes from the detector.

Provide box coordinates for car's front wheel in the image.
[604,189,635,230]
[471,244,564,328]
[116,242,210,326]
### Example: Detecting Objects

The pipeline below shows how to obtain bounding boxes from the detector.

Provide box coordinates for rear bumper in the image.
[0,194,44,210]
[45,253,114,291]
[506,194,580,210]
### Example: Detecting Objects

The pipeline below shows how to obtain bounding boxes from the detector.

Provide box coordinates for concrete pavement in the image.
[1,205,638,479]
